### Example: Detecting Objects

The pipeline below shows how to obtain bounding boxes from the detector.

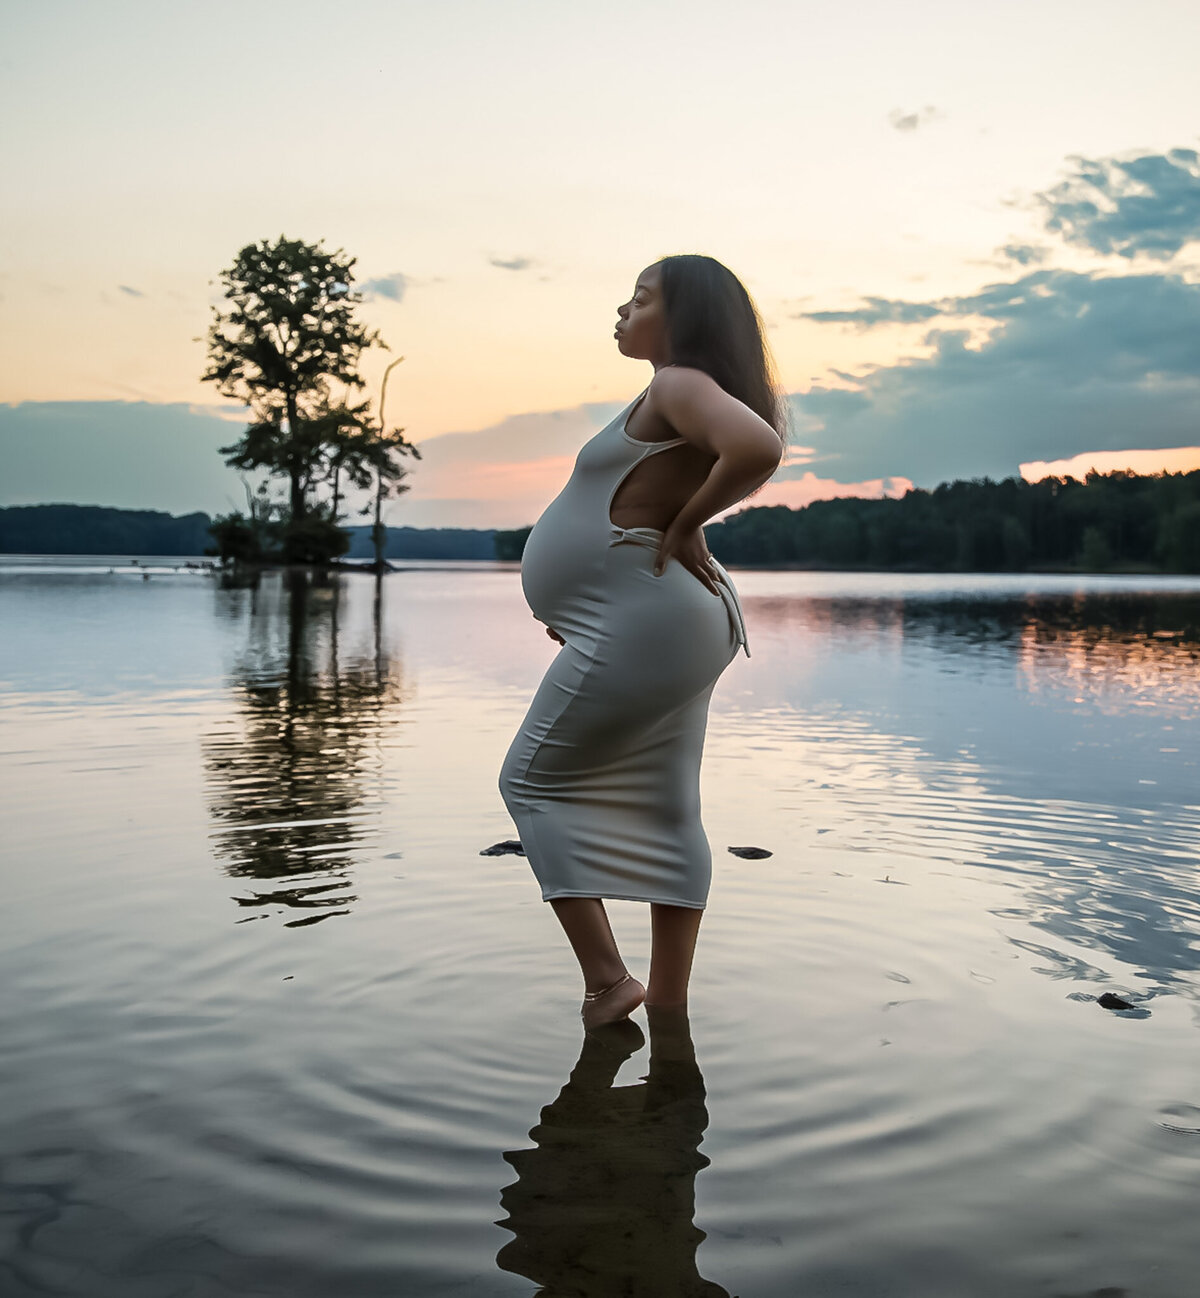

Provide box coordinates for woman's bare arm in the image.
[649,366,783,588]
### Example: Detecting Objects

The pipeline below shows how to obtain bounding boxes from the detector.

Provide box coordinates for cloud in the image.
[999,243,1049,266]
[401,402,621,527]
[788,266,1200,485]
[1035,147,1200,260]
[721,473,913,515]
[360,272,407,302]
[460,146,1200,504]
[118,284,144,297]
[0,401,247,514]
[489,256,533,272]
[888,105,942,132]
[1021,445,1200,482]
[797,296,943,328]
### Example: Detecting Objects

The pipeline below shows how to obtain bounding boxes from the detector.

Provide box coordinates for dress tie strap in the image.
[709,556,751,658]
[607,525,663,549]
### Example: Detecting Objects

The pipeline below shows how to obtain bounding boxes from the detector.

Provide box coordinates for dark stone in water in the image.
[1097,992,1136,1010]
[481,839,526,857]
[728,845,772,860]
[1050,1288,1128,1298]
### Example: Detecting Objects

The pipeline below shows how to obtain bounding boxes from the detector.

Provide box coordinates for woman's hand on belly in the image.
[539,618,566,645]
[653,523,723,595]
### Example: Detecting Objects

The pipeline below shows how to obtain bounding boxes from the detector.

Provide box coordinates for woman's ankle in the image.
[584,967,632,996]
[581,973,646,1030]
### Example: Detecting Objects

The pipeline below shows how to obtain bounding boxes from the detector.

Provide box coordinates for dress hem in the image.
[541,888,706,910]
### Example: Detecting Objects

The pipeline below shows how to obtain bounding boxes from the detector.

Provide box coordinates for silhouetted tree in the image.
[344,358,423,571]
[207,512,261,565]
[200,234,411,563]
[208,480,279,566]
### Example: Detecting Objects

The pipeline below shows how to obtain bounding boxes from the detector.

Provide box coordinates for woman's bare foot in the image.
[581,972,646,1031]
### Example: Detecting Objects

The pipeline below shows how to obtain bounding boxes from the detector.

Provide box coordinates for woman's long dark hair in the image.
[657,254,787,440]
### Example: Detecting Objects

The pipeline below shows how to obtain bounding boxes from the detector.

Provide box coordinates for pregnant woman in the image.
[499,254,785,1030]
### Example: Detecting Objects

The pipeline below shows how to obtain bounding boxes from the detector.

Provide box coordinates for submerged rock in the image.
[481,839,526,857]
[727,845,772,860]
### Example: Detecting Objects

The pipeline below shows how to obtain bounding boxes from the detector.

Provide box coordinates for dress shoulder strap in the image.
[623,386,689,451]
[634,435,688,454]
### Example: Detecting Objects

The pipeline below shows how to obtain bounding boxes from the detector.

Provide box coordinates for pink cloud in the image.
[416,453,578,503]
[1021,446,1200,481]
[720,472,913,516]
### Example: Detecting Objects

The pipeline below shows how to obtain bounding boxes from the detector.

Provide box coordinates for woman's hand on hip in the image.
[654,524,722,595]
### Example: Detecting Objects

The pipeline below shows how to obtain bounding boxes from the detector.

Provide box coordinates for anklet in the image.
[583,972,632,1002]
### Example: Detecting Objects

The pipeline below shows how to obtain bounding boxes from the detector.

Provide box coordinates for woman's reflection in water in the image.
[497,1006,732,1298]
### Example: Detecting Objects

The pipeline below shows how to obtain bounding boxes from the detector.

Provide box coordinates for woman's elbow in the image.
[747,436,784,476]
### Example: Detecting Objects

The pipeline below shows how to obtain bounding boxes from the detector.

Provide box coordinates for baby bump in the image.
[520,513,601,625]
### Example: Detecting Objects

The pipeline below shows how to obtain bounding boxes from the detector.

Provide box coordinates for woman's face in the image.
[615,264,669,365]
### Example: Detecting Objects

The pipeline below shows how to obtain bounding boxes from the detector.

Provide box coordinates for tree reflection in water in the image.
[497,1008,731,1298]
[204,570,405,927]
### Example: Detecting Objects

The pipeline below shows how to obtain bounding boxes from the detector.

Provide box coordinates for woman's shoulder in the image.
[646,366,725,421]
[649,365,720,399]
[648,365,784,459]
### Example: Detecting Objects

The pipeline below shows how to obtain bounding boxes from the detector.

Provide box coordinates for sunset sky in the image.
[2,0,1199,528]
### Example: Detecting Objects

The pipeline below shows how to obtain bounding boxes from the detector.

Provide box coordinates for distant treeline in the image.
[343,525,496,560]
[9,469,1199,571]
[495,469,1200,572]
[0,505,497,560]
[0,505,214,556]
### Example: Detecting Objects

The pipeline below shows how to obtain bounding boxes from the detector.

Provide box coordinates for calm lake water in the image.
[2,557,1199,1298]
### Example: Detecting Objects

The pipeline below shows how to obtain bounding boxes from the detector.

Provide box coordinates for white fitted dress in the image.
[498,390,750,909]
